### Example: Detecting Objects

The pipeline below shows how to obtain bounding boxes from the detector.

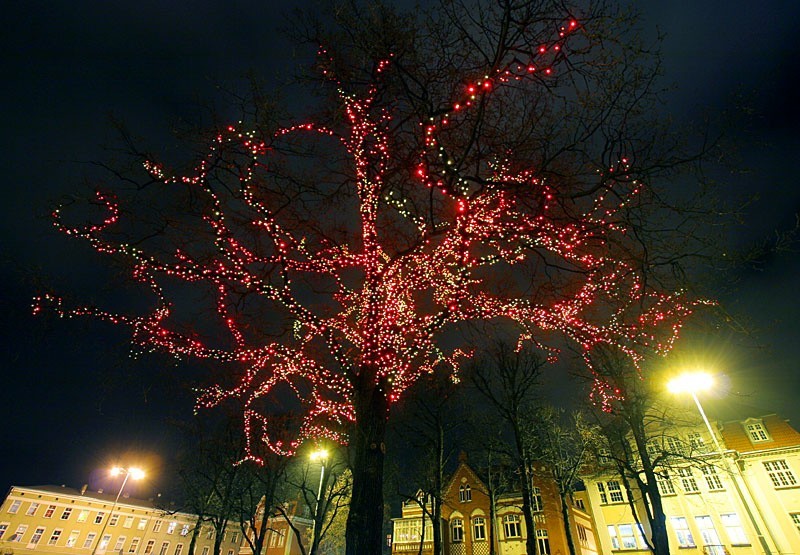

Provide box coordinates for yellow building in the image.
[391,458,599,555]
[0,485,243,555]
[584,414,800,555]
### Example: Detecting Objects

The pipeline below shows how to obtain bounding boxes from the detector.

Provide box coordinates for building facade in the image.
[0,485,243,555]
[584,414,800,555]
[391,459,599,555]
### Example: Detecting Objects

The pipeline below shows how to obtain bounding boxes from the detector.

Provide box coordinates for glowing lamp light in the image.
[310,449,329,462]
[667,372,713,394]
[111,466,145,480]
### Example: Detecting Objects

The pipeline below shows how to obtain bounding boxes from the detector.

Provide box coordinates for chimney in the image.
[80,485,88,495]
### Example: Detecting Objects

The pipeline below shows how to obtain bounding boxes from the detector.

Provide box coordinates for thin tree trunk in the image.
[346,378,389,555]
[558,492,577,555]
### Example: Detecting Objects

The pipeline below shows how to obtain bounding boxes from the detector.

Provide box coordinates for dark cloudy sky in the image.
[2,0,798,496]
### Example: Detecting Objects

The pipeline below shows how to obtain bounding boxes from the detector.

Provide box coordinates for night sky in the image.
[2,0,798,497]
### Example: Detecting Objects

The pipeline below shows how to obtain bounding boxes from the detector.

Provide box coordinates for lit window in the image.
[48,529,62,545]
[66,530,79,547]
[687,432,706,452]
[764,460,798,488]
[459,484,472,503]
[671,517,695,548]
[7,500,21,514]
[29,526,46,545]
[98,533,111,551]
[745,421,770,442]
[123,516,134,528]
[618,524,637,549]
[77,510,89,523]
[95,512,105,524]
[503,514,522,538]
[44,504,57,518]
[138,518,148,530]
[180,524,190,536]
[721,513,748,545]
[61,507,73,520]
[167,521,177,534]
[597,482,608,504]
[656,471,675,495]
[607,480,624,503]
[607,525,620,550]
[678,468,699,493]
[536,529,551,555]
[83,532,98,549]
[531,486,543,511]
[695,516,723,554]
[144,540,156,554]
[472,517,486,541]
[26,502,40,516]
[702,466,724,491]
[114,536,127,551]
[451,518,464,542]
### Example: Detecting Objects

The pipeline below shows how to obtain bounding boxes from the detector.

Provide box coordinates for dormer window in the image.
[744,419,771,443]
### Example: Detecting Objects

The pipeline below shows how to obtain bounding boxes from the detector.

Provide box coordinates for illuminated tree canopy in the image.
[35,2,708,552]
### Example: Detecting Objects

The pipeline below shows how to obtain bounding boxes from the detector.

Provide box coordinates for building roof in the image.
[8,484,178,514]
[720,414,800,453]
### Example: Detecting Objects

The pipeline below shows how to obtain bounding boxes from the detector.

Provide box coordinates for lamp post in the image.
[309,449,329,555]
[667,372,775,555]
[92,466,145,555]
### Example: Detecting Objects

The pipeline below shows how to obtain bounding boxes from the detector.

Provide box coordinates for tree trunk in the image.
[346,378,389,555]
[520,461,538,555]
[558,491,577,555]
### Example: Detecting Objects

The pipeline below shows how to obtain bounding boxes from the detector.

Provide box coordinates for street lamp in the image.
[667,372,775,555]
[309,449,329,555]
[92,466,145,555]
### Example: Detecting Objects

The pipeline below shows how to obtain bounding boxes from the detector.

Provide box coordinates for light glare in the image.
[667,371,713,394]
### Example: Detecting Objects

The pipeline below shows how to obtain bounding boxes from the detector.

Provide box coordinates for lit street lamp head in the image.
[310,449,329,462]
[110,466,145,480]
[667,371,713,394]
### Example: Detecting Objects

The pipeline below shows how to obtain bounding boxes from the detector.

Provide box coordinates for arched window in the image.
[458,484,472,502]
[451,519,464,543]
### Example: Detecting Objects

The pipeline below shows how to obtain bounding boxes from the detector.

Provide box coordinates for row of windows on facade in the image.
[458,484,545,512]
[0,524,240,555]
[596,459,798,504]
[606,514,751,552]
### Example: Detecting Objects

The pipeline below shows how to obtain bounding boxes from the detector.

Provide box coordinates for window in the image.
[678,467,699,493]
[138,518,148,530]
[459,484,472,503]
[83,532,98,549]
[123,516,134,528]
[201,547,209,555]
[646,441,659,457]
[696,516,725,555]
[144,540,156,554]
[792,513,800,533]
[764,460,798,488]
[98,533,111,551]
[227,550,233,555]
[29,526,46,546]
[702,466,724,491]
[607,480,624,503]
[7,500,21,514]
[129,537,141,553]
[110,514,120,526]
[61,507,73,520]
[472,517,486,541]
[666,436,683,454]
[531,486,543,511]
[174,543,184,555]
[536,529,551,555]
[44,504,57,518]
[577,524,588,546]
[115,536,127,551]
[0,523,6,540]
[745,421,770,442]
[607,526,620,550]
[671,517,696,548]
[26,502,40,516]
[608,525,641,550]
[503,514,522,538]
[206,528,213,540]
[598,448,611,464]
[231,531,240,543]
[688,432,706,452]
[153,519,163,533]
[618,524,638,549]
[167,521,177,534]
[574,498,585,510]
[451,518,464,542]
[66,530,80,547]
[180,523,190,536]
[159,542,170,555]
[95,511,105,524]
[721,513,748,545]
[596,482,608,504]
[657,471,676,495]
[77,509,89,523]
[48,529,62,545]
[10,524,28,542]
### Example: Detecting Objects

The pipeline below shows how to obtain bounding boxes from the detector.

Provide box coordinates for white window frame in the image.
[7,500,21,514]
[678,467,699,493]
[721,513,748,545]
[745,420,770,442]
[451,518,464,542]
[764,460,798,488]
[115,535,128,551]
[536,528,551,555]
[607,480,624,503]
[48,528,63,545]
[702,465,724,491]
[472,516,486,541]
[83,532,98,549]
[26,502,40,516]
[531,486,544,511]
[503,514,522,539]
